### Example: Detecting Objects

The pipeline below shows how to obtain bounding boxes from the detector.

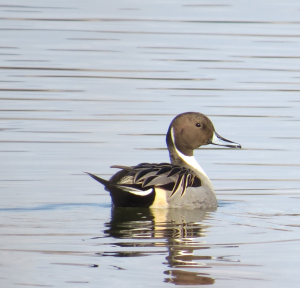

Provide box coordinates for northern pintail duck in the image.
[87,112,241,209]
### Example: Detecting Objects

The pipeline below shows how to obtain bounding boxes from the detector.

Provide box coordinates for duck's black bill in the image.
[209,132,242,148]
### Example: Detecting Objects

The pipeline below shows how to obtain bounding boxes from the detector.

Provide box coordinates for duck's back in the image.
[106,163,217,209]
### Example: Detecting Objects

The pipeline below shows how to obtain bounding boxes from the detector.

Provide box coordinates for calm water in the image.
[1,0,300,287]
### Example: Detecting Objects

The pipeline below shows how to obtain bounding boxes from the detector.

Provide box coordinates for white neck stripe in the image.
[170,128,208,177]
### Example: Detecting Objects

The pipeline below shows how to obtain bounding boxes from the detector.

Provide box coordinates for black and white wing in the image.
[111,162,202,198]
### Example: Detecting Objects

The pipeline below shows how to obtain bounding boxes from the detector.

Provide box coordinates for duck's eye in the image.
[195,123,202,128]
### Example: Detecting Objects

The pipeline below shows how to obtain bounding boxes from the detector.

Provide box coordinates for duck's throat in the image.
[167,127,208,177]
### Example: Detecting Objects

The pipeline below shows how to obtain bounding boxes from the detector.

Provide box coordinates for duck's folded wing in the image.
[112,163,202,198]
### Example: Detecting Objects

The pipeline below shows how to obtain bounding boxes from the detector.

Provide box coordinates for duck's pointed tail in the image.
[85,172,109,187]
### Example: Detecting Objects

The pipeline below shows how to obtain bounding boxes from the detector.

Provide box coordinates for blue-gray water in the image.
[1,0,300,287]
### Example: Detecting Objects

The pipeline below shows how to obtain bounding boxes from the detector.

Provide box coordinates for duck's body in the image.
[87,112,241,209]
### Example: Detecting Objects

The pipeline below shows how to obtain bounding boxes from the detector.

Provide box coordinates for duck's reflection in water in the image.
[104,207,216,285]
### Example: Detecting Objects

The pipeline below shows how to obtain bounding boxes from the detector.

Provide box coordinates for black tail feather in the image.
[85,171,155,207]
[85,172,109,187]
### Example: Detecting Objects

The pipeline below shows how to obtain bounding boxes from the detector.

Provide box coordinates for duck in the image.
[86,112,241,209]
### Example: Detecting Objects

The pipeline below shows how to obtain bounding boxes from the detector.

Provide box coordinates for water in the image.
[1,0,300,287]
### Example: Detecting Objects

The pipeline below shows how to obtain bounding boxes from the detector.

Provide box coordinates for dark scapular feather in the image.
[169,171,186,198]
[156,166,173,175]
[141,175,159,187]
[167,166,182,177]
[134,169,156,183]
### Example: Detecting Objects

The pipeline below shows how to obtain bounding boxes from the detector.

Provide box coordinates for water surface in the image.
[1,0,300,287]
